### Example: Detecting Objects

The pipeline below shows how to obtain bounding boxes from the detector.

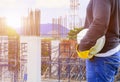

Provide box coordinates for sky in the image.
[0,0,89,28]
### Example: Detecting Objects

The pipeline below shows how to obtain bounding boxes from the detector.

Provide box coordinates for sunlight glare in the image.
[6,16,21,29]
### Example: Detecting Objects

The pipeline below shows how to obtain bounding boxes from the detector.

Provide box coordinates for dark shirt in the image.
[79,0,120,53]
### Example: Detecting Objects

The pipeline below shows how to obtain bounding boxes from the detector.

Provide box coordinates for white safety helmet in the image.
[76,29,105,59]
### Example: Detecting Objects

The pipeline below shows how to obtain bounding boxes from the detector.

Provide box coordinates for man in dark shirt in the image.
[78,0,120,82]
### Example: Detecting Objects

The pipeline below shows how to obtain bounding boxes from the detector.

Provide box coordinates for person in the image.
[78,0,120,82]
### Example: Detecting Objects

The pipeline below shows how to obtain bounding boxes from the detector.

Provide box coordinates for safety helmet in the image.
[76,29,105,59]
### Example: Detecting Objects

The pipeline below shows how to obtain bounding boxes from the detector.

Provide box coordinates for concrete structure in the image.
[0,36,41,82]
[20,36,41,82]
[21,9,40,36]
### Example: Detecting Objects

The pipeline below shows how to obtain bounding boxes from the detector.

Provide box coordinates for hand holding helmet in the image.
[76,29,105,59]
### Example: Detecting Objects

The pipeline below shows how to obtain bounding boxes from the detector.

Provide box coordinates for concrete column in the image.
[20,36,41,82]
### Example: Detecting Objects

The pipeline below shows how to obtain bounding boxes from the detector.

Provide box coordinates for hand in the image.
[76,44,94,59]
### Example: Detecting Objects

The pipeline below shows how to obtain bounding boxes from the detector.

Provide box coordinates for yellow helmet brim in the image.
[76,45,94,59]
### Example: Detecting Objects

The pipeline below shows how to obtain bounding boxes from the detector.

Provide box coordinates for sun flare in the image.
[6,16,21,29]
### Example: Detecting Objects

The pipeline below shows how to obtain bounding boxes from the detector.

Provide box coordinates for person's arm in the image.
[79,0,111,51]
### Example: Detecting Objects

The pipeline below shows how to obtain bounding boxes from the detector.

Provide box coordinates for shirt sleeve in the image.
[79,0,111,51]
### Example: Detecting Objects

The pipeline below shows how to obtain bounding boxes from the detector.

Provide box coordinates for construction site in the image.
[0,0,120,82]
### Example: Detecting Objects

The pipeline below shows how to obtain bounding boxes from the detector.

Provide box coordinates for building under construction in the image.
[0,9,41,82]
[52,16,68,39]
[0,0,120,82]
[21,9,40,36]
[41,39,86,82]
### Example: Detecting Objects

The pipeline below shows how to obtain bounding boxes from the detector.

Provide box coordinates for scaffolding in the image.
[42,40,86,82]
[0,36,19,82]
[41,40,120,82]
[20,43,28,82]
[0,36,28,82]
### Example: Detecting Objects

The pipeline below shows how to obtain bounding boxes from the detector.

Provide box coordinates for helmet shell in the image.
[77,29,105,59]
